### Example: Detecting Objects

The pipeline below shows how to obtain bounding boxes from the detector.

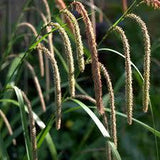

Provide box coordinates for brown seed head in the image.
[71,1,104,114]
[126,13,151,112]
[114,26,133,125]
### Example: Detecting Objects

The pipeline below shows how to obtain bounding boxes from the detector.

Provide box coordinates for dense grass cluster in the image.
[0,0,160,159]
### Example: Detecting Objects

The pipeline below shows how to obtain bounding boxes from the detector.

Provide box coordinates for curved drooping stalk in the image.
[25,61,46,112]
[25,7,48,26]
[55,0,74,31]
[0,109,16,145]
[17,22,44,77]
[71,1,104,114]
[100,63,117,148]
[126,13,151,112]
[40,0,53,101]
[122,0,128,12]
[86,59,117,148]
[49,22,75,97]
[37,44,61,130]
[62,9,85,72]
[90,0,96,35]
[22,92,37,160]
[114,26,133,125]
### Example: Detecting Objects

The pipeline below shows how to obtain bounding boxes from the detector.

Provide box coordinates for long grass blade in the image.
[69,98,121,160]
[12,86,32,160]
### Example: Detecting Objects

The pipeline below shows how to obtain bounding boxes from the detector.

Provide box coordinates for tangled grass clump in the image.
[0,0,158,159]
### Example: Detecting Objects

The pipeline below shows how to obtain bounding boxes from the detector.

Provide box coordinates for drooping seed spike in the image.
[126,13,151,113]
[100,63,117,148]
[114,26,133,125]
[71,1,104,114]
[62,9,85,72]
[49,22,75,97]
[37,44,62,130]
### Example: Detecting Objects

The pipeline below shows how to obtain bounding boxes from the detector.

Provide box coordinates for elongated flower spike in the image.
[49,22,75,97]
[22,92,37,160]
[62,9,85,72]
[0,109,16,145]
[37,44,62,130]
[100,63,117,148]
[17,22,44,77]
[25,61,46,112]
[71,1,104,114]
[86,59,117,147]
[126,13,151,113]
[114,26,133,125]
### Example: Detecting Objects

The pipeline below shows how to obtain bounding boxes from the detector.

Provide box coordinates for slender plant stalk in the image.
[49,22,75,97]
[37,44,62,130]
[126,13,151,112]
[122,0,128,12]
[114,26,133,125]
[55,0,74,31]
[0,109,16,145]
[99,1,104,22]
[100,63,117,148]
[17,22,44,77]
[40,0,53,101]
[90,0,96,35]
[73,94,96,104]
[71,1,104,114]
[25,61,46,112]
[102,113,111,160]
[22,92,37,160]
[41,0,51,22]
[62,9,85,72]
[25,7,48,26]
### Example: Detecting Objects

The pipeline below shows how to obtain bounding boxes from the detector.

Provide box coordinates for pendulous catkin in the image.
[37,44,62,130]
[126,13,151,113]
[62,9,85,72]
[17,22,44,77]
[144,0,160,9]
[49,22,75,97]
[100,63,117,148]
[25,61,46,112]
[71,1,104,114]
[114,26,133,125]
[22,92,37,160]
[0,109,16,145]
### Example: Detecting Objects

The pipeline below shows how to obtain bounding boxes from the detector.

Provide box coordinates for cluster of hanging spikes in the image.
[13,0,151,151]
[36,1,151,148]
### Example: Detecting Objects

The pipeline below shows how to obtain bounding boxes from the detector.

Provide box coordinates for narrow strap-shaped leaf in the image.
[12,86,32,160]
[69,98,121,160]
